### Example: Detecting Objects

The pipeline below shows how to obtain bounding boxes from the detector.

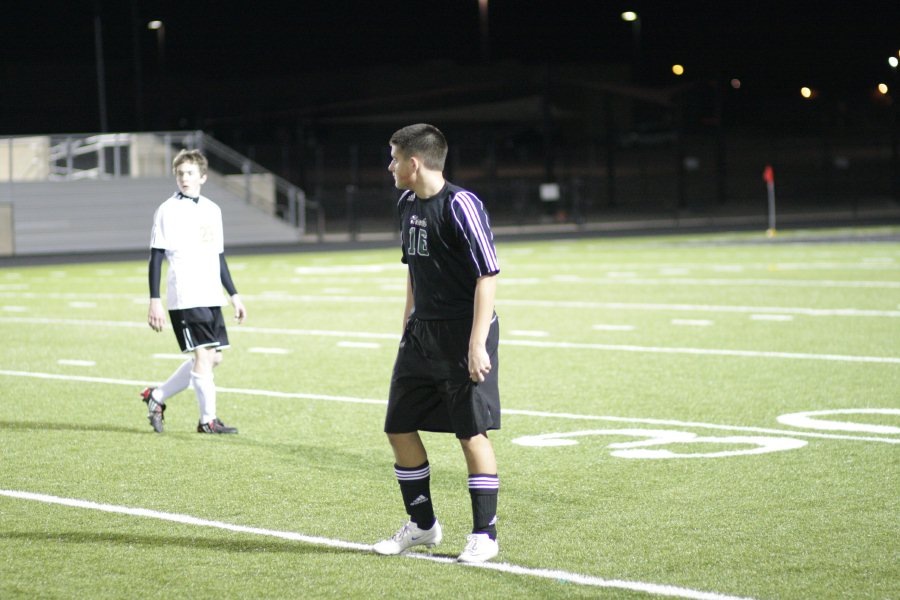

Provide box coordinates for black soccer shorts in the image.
[169,306,230,353]
[385,315,500,439]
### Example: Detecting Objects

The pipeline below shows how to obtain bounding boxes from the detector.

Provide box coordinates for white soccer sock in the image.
[154,358,194,403]
[190,371,216,424]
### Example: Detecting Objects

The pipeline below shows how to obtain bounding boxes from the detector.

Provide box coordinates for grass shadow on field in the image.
[0,420,392,475]
[209,435,391,473]
[0,530,368,556]
[0,420,143,435]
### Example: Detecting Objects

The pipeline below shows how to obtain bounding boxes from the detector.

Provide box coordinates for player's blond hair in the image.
[172,149,208,175]
[390,123,447,171]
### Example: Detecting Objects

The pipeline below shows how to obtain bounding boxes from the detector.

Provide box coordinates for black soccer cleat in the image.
[197,418,238,434]
[140,387,165,433]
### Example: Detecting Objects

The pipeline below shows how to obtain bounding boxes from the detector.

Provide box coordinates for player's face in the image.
[388,145,415,190]
[174,162,207,197]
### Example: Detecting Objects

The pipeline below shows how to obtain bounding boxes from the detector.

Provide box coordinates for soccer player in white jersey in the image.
[142,149,246,434]
[373,124,502,563]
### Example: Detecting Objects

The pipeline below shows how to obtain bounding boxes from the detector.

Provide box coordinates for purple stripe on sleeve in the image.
[452,192,499,274]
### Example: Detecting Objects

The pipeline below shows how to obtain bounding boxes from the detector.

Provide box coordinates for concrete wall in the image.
[0,137,50,181]
[129,134,173,177]
[221,172,277,215]
[0,178,301,255]
[0,203,13,255]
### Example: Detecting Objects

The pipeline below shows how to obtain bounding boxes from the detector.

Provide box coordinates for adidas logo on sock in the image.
[409,494,429,507]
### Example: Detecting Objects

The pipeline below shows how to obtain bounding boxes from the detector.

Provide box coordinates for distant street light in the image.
[672,64,685,76]
[93,7,108,132]
[147,20,166,128]
[478,0,489,62]
[887,51,900,200]
[620,11,641,82]
[148,20,165,71]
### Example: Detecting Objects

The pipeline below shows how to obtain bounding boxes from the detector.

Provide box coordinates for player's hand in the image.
[148,298,166,332]
[468,345,491,383]
[231,294,247,324]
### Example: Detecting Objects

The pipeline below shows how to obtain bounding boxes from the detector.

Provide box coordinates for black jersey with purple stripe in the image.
[398,182,499,320]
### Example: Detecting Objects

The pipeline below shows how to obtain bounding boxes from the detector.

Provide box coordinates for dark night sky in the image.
[3,1,900,134]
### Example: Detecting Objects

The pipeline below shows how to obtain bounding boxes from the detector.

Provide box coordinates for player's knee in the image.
[386,432,409,447]
[459,432,492,450]
[387,432,427,460]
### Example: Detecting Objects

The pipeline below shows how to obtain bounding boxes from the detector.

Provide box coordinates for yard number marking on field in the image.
[1,369,897,449]
[512,429,809,459]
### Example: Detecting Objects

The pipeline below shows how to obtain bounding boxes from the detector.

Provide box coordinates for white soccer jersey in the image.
[150,193,226,310]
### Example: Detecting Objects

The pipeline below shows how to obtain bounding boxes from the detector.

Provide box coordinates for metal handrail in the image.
[156,131,314,234]
[32,130,313,235]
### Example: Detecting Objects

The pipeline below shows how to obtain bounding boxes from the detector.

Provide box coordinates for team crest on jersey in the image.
[409,215,427,228]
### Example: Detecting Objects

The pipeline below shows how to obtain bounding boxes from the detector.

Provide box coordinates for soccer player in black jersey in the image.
[373,124,501,563]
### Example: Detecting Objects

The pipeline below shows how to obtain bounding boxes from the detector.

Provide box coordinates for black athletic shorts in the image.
[169,306,230,353]
[385,315,500,439]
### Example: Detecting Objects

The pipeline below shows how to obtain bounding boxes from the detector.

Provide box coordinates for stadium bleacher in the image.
[0,132,305,256]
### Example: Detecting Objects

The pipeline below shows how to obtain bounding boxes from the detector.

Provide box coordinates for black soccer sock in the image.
[468,473,499,540]
[395,462,436,530]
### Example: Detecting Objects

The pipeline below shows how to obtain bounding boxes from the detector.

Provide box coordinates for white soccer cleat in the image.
[373,520,443,555]
[457,533,499,563]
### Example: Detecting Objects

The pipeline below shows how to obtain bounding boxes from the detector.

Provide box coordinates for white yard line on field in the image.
[671,319,714,326]
[0,369,897,445]
[502,339,900,364]
[1,316,898,364]
[56,359,96,367]
[750,315,795,321]
[510,260,900,273]
[496,299,900,318]
[0,316,399,338]
[336,341,382,349]
[247,347,292,354]
[3,293,900,318]
[0,489,761,600]
[514,276,900,289]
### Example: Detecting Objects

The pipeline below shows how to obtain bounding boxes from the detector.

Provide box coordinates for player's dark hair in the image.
[172,149,209,176]
[389,124,448,171]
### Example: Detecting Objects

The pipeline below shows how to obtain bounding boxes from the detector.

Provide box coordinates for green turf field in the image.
[1,227,898,599]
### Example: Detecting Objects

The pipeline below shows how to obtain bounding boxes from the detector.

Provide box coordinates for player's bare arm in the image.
[402,270,414,334]
[468,274,497,383]
[230,293,247,324]
[218,253,246,324]
[148,297,166,332]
